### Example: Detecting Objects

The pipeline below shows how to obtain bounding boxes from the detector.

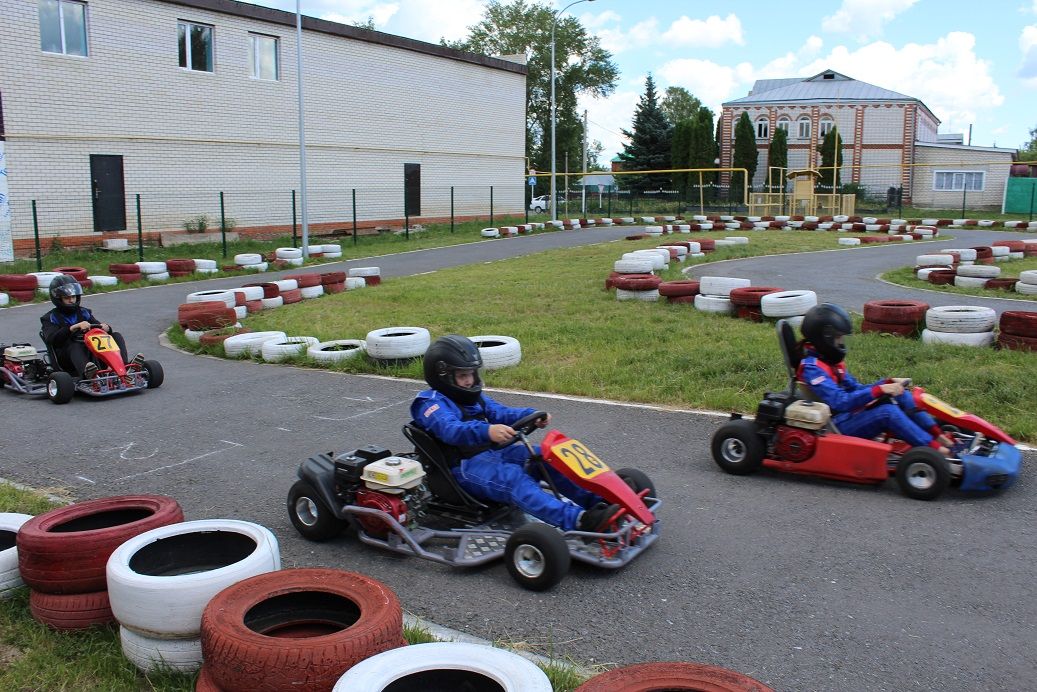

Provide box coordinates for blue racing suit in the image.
[410,389,600,530]
[796,349,940,449]
[40,307,129,377]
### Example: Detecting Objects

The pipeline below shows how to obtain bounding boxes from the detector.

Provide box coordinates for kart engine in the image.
[2,345,42,381]
[774,425,817,462]
[333,447,430,536]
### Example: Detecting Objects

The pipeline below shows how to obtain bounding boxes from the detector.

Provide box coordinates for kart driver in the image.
[797,303,952,455]
[41,275,144,380]
[411,334,619,532]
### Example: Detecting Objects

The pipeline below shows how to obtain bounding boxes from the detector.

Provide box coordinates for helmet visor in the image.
[56,282,83,298]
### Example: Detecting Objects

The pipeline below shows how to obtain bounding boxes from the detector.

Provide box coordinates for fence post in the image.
[291,189,298,248]
[961,186,967,219]
[607,188,612,217]
[405,205,410,241]
[136,194,143,262]
[524,183,529,224]
[352,189,358,246]
[489,185,494,226]
[450,186,454,233]
[219,191,227,259]
[31,200,42,271]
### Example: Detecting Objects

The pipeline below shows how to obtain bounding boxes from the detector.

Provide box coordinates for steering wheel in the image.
[865,378,913,409]
[490,410,548,450]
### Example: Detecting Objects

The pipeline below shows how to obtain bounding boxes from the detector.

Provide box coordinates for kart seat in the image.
[402,422,503,520]
[776,319,842,434]
[38,330,69,374]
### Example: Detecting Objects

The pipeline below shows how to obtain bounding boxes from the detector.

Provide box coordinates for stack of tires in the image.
[989,245,1012,263]
[321,271,347,294]
[922,305,996,347]
[992,240,1026,261]
[730,286,784,322]
[610,255,654,292]
[954,263,1000,288]
[243,281,284,309]
[232,285,266,315]
[862,300,929,336]
[997,311,1037,351]
[970,246,995,265]
[365,327,431,364]
[915,253,955,280]
[469,335,522,369]
[275,247,305,266]
[273,278,303,305]
[16,496,184,631]
[164,258,196,278]
[107,519,280,674]
[135,261,169,282]
[30,271,64,294]
[1022,239,1037,257]
[760,290,817,329]
[694,276,749,315]
[1015,269,1037,296]
[349,266,382,286]
[305,245,325,258]
[0,274,40,302]
[55,266,91,290]
[658,280,699,304]
[614,272,662,301]
[286,273,325,299]
[223,331,287,357]
[0,513,34,597]
[179,294,238,343]
[193,258,219,274]
[233,253,267,272]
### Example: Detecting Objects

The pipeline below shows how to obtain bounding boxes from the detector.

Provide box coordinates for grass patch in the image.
[882,257,1037,302]
[171,230,1037,442]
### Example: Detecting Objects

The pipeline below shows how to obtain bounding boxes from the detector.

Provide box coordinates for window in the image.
[776,117,790,133]
[819,118,834,139]
[934,171,984,192]
[178,21,213,72]
[755,118,769,140]
[797,117,811,139]
[39,0,88,56]
[250,33,279,81]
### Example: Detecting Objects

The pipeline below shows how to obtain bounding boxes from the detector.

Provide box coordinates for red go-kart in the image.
[287,411,660,590]
[710,320,1021,500]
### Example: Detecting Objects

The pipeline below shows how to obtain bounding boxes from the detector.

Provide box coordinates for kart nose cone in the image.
[959,444,1021,492]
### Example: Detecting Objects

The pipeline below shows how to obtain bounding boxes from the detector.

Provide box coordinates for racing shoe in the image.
[578,502,621,533]
[81,362,98,381]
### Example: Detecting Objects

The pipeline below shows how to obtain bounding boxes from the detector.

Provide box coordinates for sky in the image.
[249,0,1037,162]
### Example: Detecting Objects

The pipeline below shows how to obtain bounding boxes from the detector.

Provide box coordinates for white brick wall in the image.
[912,145,1012,209]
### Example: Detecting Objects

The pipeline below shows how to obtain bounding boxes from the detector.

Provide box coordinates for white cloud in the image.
[656,60,754,115]
[579,87,640,163]
[322,3,398,27]
[1020,25,1037,86]
[660,14,744,47]
[377,0,485,43]
[821,0,920,40]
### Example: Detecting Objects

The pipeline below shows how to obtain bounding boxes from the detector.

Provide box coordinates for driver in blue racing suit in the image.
[796,303,951,455]
[411,335,618,532]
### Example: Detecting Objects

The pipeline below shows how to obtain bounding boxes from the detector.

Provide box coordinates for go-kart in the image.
[0,327,162,404]
[710,320,1021,500]
[287,411,661,590]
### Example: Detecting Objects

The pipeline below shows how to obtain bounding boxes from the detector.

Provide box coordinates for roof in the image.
[725,69,919,108]
[914,142,1017,155]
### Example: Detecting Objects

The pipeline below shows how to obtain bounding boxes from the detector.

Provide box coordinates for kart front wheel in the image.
[143,360,164,389]
[287,480,344,541]
[615,468,656,499]
[47,372,74,405]
[711,419,765,475]
[895,447,950,501]
[504,523,570,592]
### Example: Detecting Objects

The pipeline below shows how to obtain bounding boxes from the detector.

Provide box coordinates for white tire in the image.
[818,222,834,230]
[640,217,656,223]
[699,276,751,297]
[234,286,265,302]
[345,277,366,290]
[30,271,65,289]
[187,290,235,307]
[921,218,939,226]
[688,252,706,259]
[481,228,500,238]
[192,259,217,270]
[925,306,996,333]
[233,253,262,265]
[348,267,381,277]
[616,288,661,301]
[991,246,1010,257]
[1018,270,1037,285]
[323,252,343,259]
[694,294,733,313]
[469,335,522,369]
[240,262,268,272]
[629,251,666,270]
[746,216,761,223]
[894,235,914,242]
[916,268,946,280]
[697,222,714,230]
[0,293,8,307]
[273,279,298,292]
[333,642,552,692]
[321,244,342,254]
[1009,252,1025,260]
[921,329,995,347]
[862,217,877,224]
[87,275,119,286]
[724,222,741,230]
[119,627,201,673]
[223,331,287,357]
[145,272,170,282]
[916,254,955,267]
[803,216,819,223]
[724,236,749,245]
[719,215,734,221]
[135,262,167,274]
[838,238,860,246]
[686,242,701,253]
[660,245,688,256]
[275,247,303,260]
[107,520,280,640]
[613,259,654,274]
[761,290,818,318]
[286,257,305,267]
[260,296,284,309]
[365,327,431,360]
[300,285,325,299]
[941,248,977,261]
[978,220,994,227]
[233,305,248,320]
[644,226,663,236]
[1015,281,1037,295]
[833,215,849,223]
[676,224,690,231]
[789,221,804,228]
[184,329,205,344]
[0,513,33,598]
[261,336,320,363]
[956,265,1000,279]
[714,239,737,247]
[954,276,989,288]
[307,339,366,363]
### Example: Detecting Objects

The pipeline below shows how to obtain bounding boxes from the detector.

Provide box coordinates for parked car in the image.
[529,195,566,213]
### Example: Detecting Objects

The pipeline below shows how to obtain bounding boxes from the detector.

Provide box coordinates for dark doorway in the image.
[404,163,421,216]
[90,154,126,232]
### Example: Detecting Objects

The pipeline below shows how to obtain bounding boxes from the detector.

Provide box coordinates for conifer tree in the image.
[731,112,758,200]
[619,74,673,193]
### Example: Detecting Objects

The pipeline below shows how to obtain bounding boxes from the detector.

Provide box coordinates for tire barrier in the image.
[178,303,237,331]
[613,274,662,291]
[29,589,115,630]
[575,661,774,691]
[233,253,263,266]
[862,300,929,334]
[89,276,119,287]
[200,568,406,692]
[119,626,204,674]
[223,331,288,357]
[348,267,382,286]
[365,327,431,362]
[617,288,661,301]
[614,258,654,274]
[694,294,734,314]
[760,290,817,318]
[307,340,367,363]
[187,290,236,307]
[281,288,303,304]
[927,269,957,285]
[0,513,33,598]
[998,311,1037,352]
[658,280,700,298]
[480,228,500,238]
[925,305,996,334]
[957,265,1000,279]
[469,335,522,369]
[916,254,955,268]
[199,327,251,348]
[922,329,996,347]
[261,336,320,363]
[243,282,280,299]
[285,273,322,288]
[729,287,784,308]
[699,276,751,297]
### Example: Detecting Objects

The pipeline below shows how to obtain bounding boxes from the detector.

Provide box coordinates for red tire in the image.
[697,239,716,251]
[200,327,252,347]
[658,280,700,297]
[0,274,38,291]
[320,272,346,285]
[168,270,193,278]
[364,275,381,286]
[165,259,196,272]
[285,273,322,288]
[17,495,183,594]
[992,240,1025,252]
[801,222,818,230]
[200,568,406,692]
[575,661,774,692]
[243,282,280,299]
[117,273,142,284]
[667,295,697,304]
[245,300,264,314]
[971,246,994,259]
[108,263,140,274]
[729,286,783,307]
[625,234,645,241]
[862,300,928,324]
[860,236,888,244]
[985,278,1018,291]
[999,311,1037,338]
[7,290,38,302]
[324,282,345,294]
[280,288,303,304]
[79,278,94,290]
[195,665,224,692]
[54,267,88,281]
[29,589,115,630]
[605,272,619,291]
[861,320,917,336]
[927,270,956,285]
[997,333,1037,352]
[736,306,764,321]
[613,274,662,291]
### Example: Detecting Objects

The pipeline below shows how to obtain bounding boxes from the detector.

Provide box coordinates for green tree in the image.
[352,17,376,30]
[715,115,724,199]
[618,75,673,193]
[687,106,717,198]
[670,119,693,192]
[817,126,844,191]
[448,0,618,194]
[587,139,608,171]
[731,112,757,200]
[660,86,702,126]
[767,125,788,192]
[1019,126,1037,161]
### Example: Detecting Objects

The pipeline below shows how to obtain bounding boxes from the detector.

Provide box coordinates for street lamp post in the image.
[550,0,594,221]
[296,0,309,258]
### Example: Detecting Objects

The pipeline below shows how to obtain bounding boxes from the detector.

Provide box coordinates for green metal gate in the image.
[1004,177,1037,215]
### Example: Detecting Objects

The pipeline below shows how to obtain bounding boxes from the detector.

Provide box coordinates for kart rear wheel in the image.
[142,360,163,389]
[504,523,569,592]
[46,372,74,405]
[287,481,344,542]
[711,419,765,475]
[615,468,656,499]
[895,447,950,501]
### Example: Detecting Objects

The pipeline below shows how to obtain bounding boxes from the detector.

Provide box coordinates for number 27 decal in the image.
[89,333,116,352]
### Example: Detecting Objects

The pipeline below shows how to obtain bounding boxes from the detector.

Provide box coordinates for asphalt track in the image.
[1,226,1034,691]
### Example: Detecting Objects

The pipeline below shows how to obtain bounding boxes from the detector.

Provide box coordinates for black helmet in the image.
[423,335,483,406]
[800,303,852,365]
[49,275,83,314]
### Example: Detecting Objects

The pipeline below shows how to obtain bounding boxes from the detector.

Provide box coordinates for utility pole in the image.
[581,109,588,215]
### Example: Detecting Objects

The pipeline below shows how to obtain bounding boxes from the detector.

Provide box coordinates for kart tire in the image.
[699,276,751,297]
[287,481,345,542]
[143,360,163,389]
[119,626,202,673]
[29,589,115,630]
[862,300,929,325]
[307,339,366,363]
[47,371,74,404]
[575,661,775,692]
[200,568,406,692]
[615,468,656,499]
[999,311,1037,338]
[895,447,950,501]
[0,513,34,598]
[469,335,522,370]
[925,305,996,333]
[365,327,431,360]
[332,642,553,692]
[261,336,319,363]
[107,519,281,639]
[760,290,818,318]
[504,523,570,592]
[711,419,765,475]
[17,495,184,594]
